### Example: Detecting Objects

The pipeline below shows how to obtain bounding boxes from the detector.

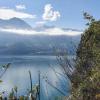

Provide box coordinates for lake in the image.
[0,55,71,100]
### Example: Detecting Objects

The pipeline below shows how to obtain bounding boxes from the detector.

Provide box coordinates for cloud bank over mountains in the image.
[0,4,82,36]
[0,17,82,36]
[0,27,82,36]
[0,16,81,55]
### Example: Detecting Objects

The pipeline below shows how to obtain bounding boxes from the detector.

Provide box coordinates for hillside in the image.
[0,17,32,30]
[71,19,100,99]
[0,32,81,55]
[0,18,81,55]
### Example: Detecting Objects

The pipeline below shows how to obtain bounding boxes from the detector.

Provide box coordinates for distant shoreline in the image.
[0,54,75,57]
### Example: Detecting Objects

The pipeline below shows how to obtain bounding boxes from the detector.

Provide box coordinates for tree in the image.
[71,14,100,100]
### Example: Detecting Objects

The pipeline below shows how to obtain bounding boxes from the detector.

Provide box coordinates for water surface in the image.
[0,55,71,99]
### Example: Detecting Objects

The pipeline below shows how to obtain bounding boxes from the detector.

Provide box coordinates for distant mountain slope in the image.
[0,17,32,29]
[0,18,81,55]
[0,32,81,55]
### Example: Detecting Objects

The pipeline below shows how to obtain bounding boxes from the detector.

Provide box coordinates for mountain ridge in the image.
[0,17,33,30]
[0,17,81,55]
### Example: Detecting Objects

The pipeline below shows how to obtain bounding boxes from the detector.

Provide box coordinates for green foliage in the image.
[0,80,2,83]
[71,17,100,100]
[9,89,15,99]
[19,96,25,100]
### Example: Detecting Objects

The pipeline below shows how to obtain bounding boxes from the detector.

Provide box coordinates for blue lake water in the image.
[0,55,71,100]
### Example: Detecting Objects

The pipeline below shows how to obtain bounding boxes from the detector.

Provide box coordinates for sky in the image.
[0,0,100,35]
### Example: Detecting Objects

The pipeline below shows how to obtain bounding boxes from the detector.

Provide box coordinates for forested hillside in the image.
[71,13,100,100]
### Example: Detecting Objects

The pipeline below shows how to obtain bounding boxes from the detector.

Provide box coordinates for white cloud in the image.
[0,8,36,20]
[0,27,82,36]
[36,21,46,26]
[16,5,26,10]
[42,4,60,21]
[44,28,82,36]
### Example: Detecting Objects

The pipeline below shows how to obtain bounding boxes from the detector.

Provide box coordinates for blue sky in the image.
[0,0,100,31]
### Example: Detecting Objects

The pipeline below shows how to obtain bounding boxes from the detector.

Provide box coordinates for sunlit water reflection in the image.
[0,56,71,100]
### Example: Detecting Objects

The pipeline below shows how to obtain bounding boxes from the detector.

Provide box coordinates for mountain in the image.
[0,18,81,55]
[0,32,81,55]
[0,17,32,30]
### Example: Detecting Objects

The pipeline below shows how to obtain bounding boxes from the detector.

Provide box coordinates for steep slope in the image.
[0,17,32,29]
[71,20,100,100]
